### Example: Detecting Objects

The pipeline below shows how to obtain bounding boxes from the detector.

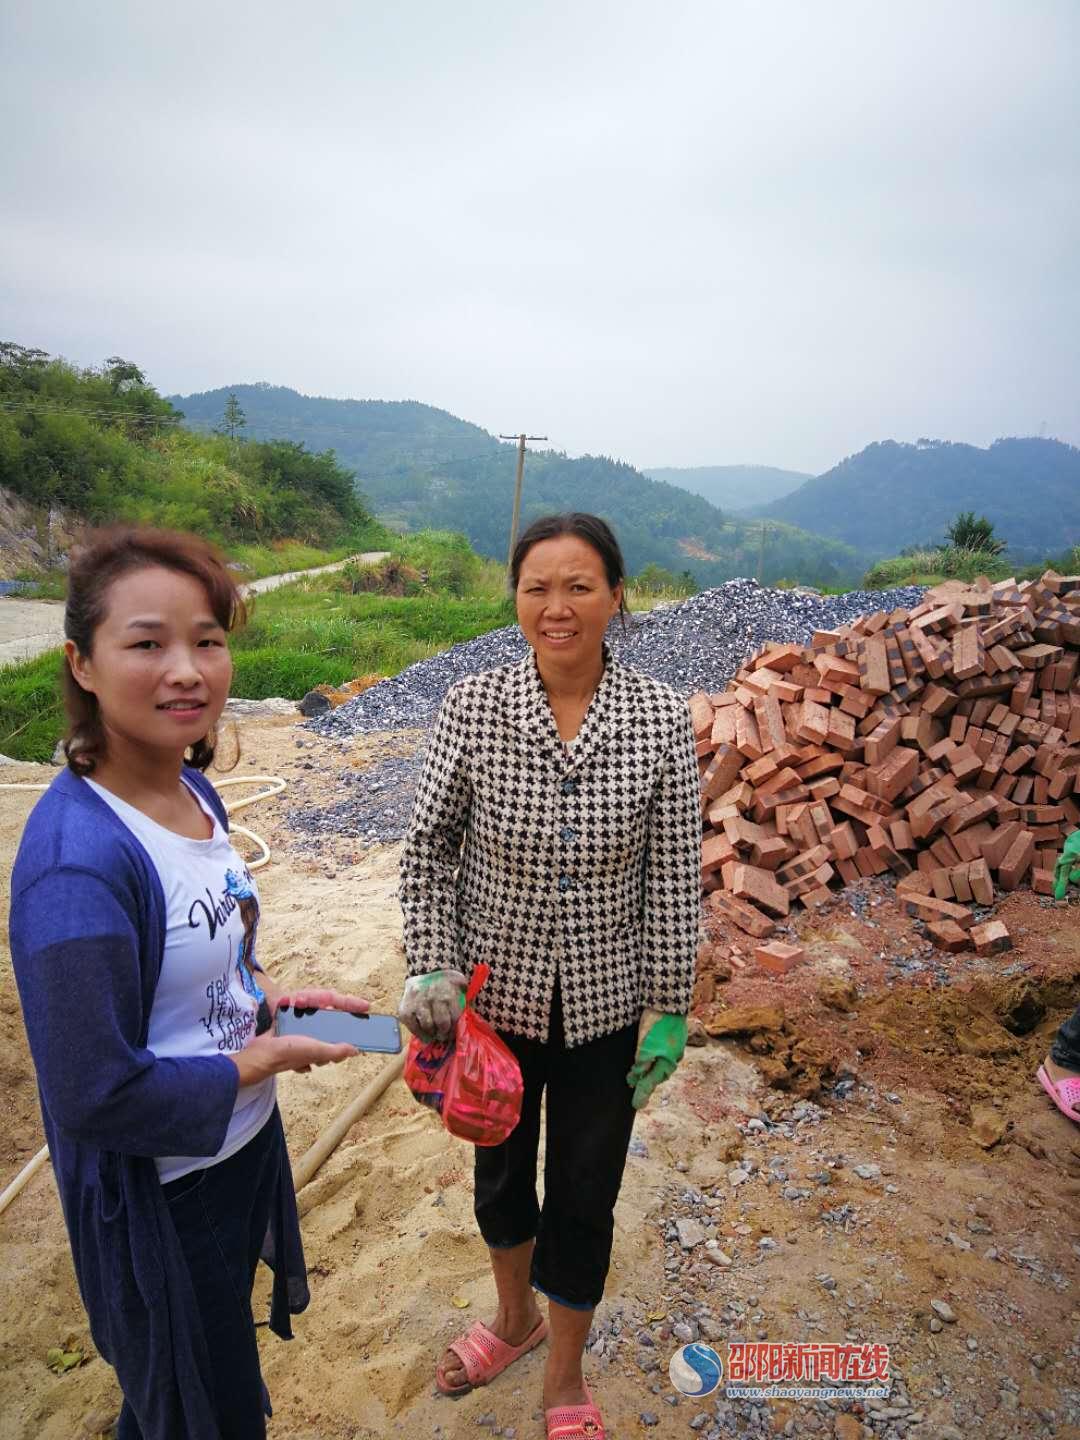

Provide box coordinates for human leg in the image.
[160,1115,280,1437]
[1050,1002,1080,1073]
[533,1018,637,1410]
[1039,1002,1080,1121]
[437,1029,547,1392]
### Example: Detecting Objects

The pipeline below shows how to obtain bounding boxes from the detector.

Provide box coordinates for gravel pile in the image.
[289,581,923,849]
[308,580,926,740]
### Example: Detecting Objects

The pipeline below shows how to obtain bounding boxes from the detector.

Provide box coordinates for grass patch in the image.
[234,586,515,694]
[862,547,1014,589]
[0,650,66,762]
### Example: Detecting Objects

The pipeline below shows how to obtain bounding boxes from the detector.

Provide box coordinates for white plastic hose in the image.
[0,773,285,869]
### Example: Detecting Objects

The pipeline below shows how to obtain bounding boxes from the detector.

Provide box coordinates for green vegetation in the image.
[228,534,388,580]
[764,436,1080,565]
[944,510,1005,555]
[0,650,66,763]
[0,344,375,549]
[861,512,1079,589]
[171,385,862,588]
[629,563,698,600]
[230,580,513,700]
[862,547,1014,590]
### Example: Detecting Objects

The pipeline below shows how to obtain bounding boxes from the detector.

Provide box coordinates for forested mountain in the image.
[171,385,859,586]
[761,438,1080,563]
[644,464,810,512]
[0,346,371,545]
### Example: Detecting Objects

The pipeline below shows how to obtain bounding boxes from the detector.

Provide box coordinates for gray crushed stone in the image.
[290,580,924,847]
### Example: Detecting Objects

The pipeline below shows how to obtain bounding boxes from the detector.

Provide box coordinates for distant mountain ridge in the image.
[762,437,1080,563]
[644,464,810,512]
[170,385,860,586]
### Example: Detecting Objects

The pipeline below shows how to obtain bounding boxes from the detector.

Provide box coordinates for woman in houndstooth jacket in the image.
[398,513,700,1439]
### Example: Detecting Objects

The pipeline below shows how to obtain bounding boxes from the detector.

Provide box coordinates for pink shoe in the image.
[545,1386,605,1438]
[1037,1063,1080,1125]
[435,1317,547,1396]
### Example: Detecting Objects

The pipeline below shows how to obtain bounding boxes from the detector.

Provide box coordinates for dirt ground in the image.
[1,713,1079,1440]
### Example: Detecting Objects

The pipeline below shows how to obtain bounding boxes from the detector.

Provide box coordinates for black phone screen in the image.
[274,1006,402,1053]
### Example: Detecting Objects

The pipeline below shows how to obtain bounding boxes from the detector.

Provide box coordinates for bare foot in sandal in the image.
[436,1301,546,1393]
[1038,1055,1080,1120]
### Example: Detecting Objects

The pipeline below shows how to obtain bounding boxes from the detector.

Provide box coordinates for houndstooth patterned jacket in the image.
[399,648,701,1047]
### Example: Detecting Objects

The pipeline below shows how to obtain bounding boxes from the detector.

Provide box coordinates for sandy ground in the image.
[1,714,1080,1440]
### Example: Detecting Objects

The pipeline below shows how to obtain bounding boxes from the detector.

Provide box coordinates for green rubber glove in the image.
[627,1009,688,1109]
[1054,830,1080,899]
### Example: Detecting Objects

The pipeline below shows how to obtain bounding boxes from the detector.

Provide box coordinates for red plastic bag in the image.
[404,964,523,1146]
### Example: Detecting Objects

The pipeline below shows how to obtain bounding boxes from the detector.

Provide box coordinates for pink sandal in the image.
[435,1317,548,1396]
[545,1386,606,1439]
[1037,1064,1080,1125]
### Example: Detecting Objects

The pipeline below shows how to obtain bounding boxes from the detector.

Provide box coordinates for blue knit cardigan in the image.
[9,766,308,1439]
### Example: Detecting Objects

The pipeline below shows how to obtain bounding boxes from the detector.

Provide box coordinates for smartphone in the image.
[275,1005,402,1054]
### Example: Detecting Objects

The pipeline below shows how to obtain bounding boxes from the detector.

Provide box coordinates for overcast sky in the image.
[2,1,1078,474]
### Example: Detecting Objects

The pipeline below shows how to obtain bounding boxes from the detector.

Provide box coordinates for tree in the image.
[218,392,247,441]
[945,511,1005,555]
[104,356,146,391]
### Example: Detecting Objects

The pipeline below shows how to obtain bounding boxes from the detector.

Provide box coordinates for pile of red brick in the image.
[691,571,1080,961]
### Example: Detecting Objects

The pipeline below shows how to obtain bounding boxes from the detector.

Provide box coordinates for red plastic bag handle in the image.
[465,963,489,1007]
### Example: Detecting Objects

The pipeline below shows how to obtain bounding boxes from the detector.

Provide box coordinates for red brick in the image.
[863,714,902,765]
[927,919,971,953]
[900,892,975,928]
[866,746,920,803]
[706,891,776,938]
[981,822,1022,869]
[947,745,984,784]
[998,829,1035,890]
[967,858,994,905]
[750,836,793,871]
[942,793,998,835]
[858,636,891,695]
[688,692,715,741]
[701,745,743,801]
[950,865,973,902]
[701,831,736,876]
[720,862,791,917]
[929,867,954,899]
[971,920,1013,956]
[754,941,805,975]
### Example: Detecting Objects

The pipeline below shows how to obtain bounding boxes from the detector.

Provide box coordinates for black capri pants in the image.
[473,984,638,1310]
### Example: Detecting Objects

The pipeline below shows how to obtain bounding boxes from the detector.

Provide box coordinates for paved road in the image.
[244,551,388,596]
[0,552,391,668]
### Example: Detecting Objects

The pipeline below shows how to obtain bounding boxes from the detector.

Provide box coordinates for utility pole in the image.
[500,432,548,570]
[757,521,769,583]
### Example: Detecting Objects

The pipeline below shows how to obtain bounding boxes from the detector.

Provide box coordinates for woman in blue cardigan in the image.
[10,527,368,1440]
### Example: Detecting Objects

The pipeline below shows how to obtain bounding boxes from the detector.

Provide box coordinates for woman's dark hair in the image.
[62,526,246,776]
[510,513,629,625]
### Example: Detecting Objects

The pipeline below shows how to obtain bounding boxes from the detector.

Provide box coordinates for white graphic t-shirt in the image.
[85,776,276,1182]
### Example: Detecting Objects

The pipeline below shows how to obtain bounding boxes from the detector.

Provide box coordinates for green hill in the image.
[170,385,859,587]
[761,437,1080,563]
[644,464,810,512]
[0,345,373,550]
